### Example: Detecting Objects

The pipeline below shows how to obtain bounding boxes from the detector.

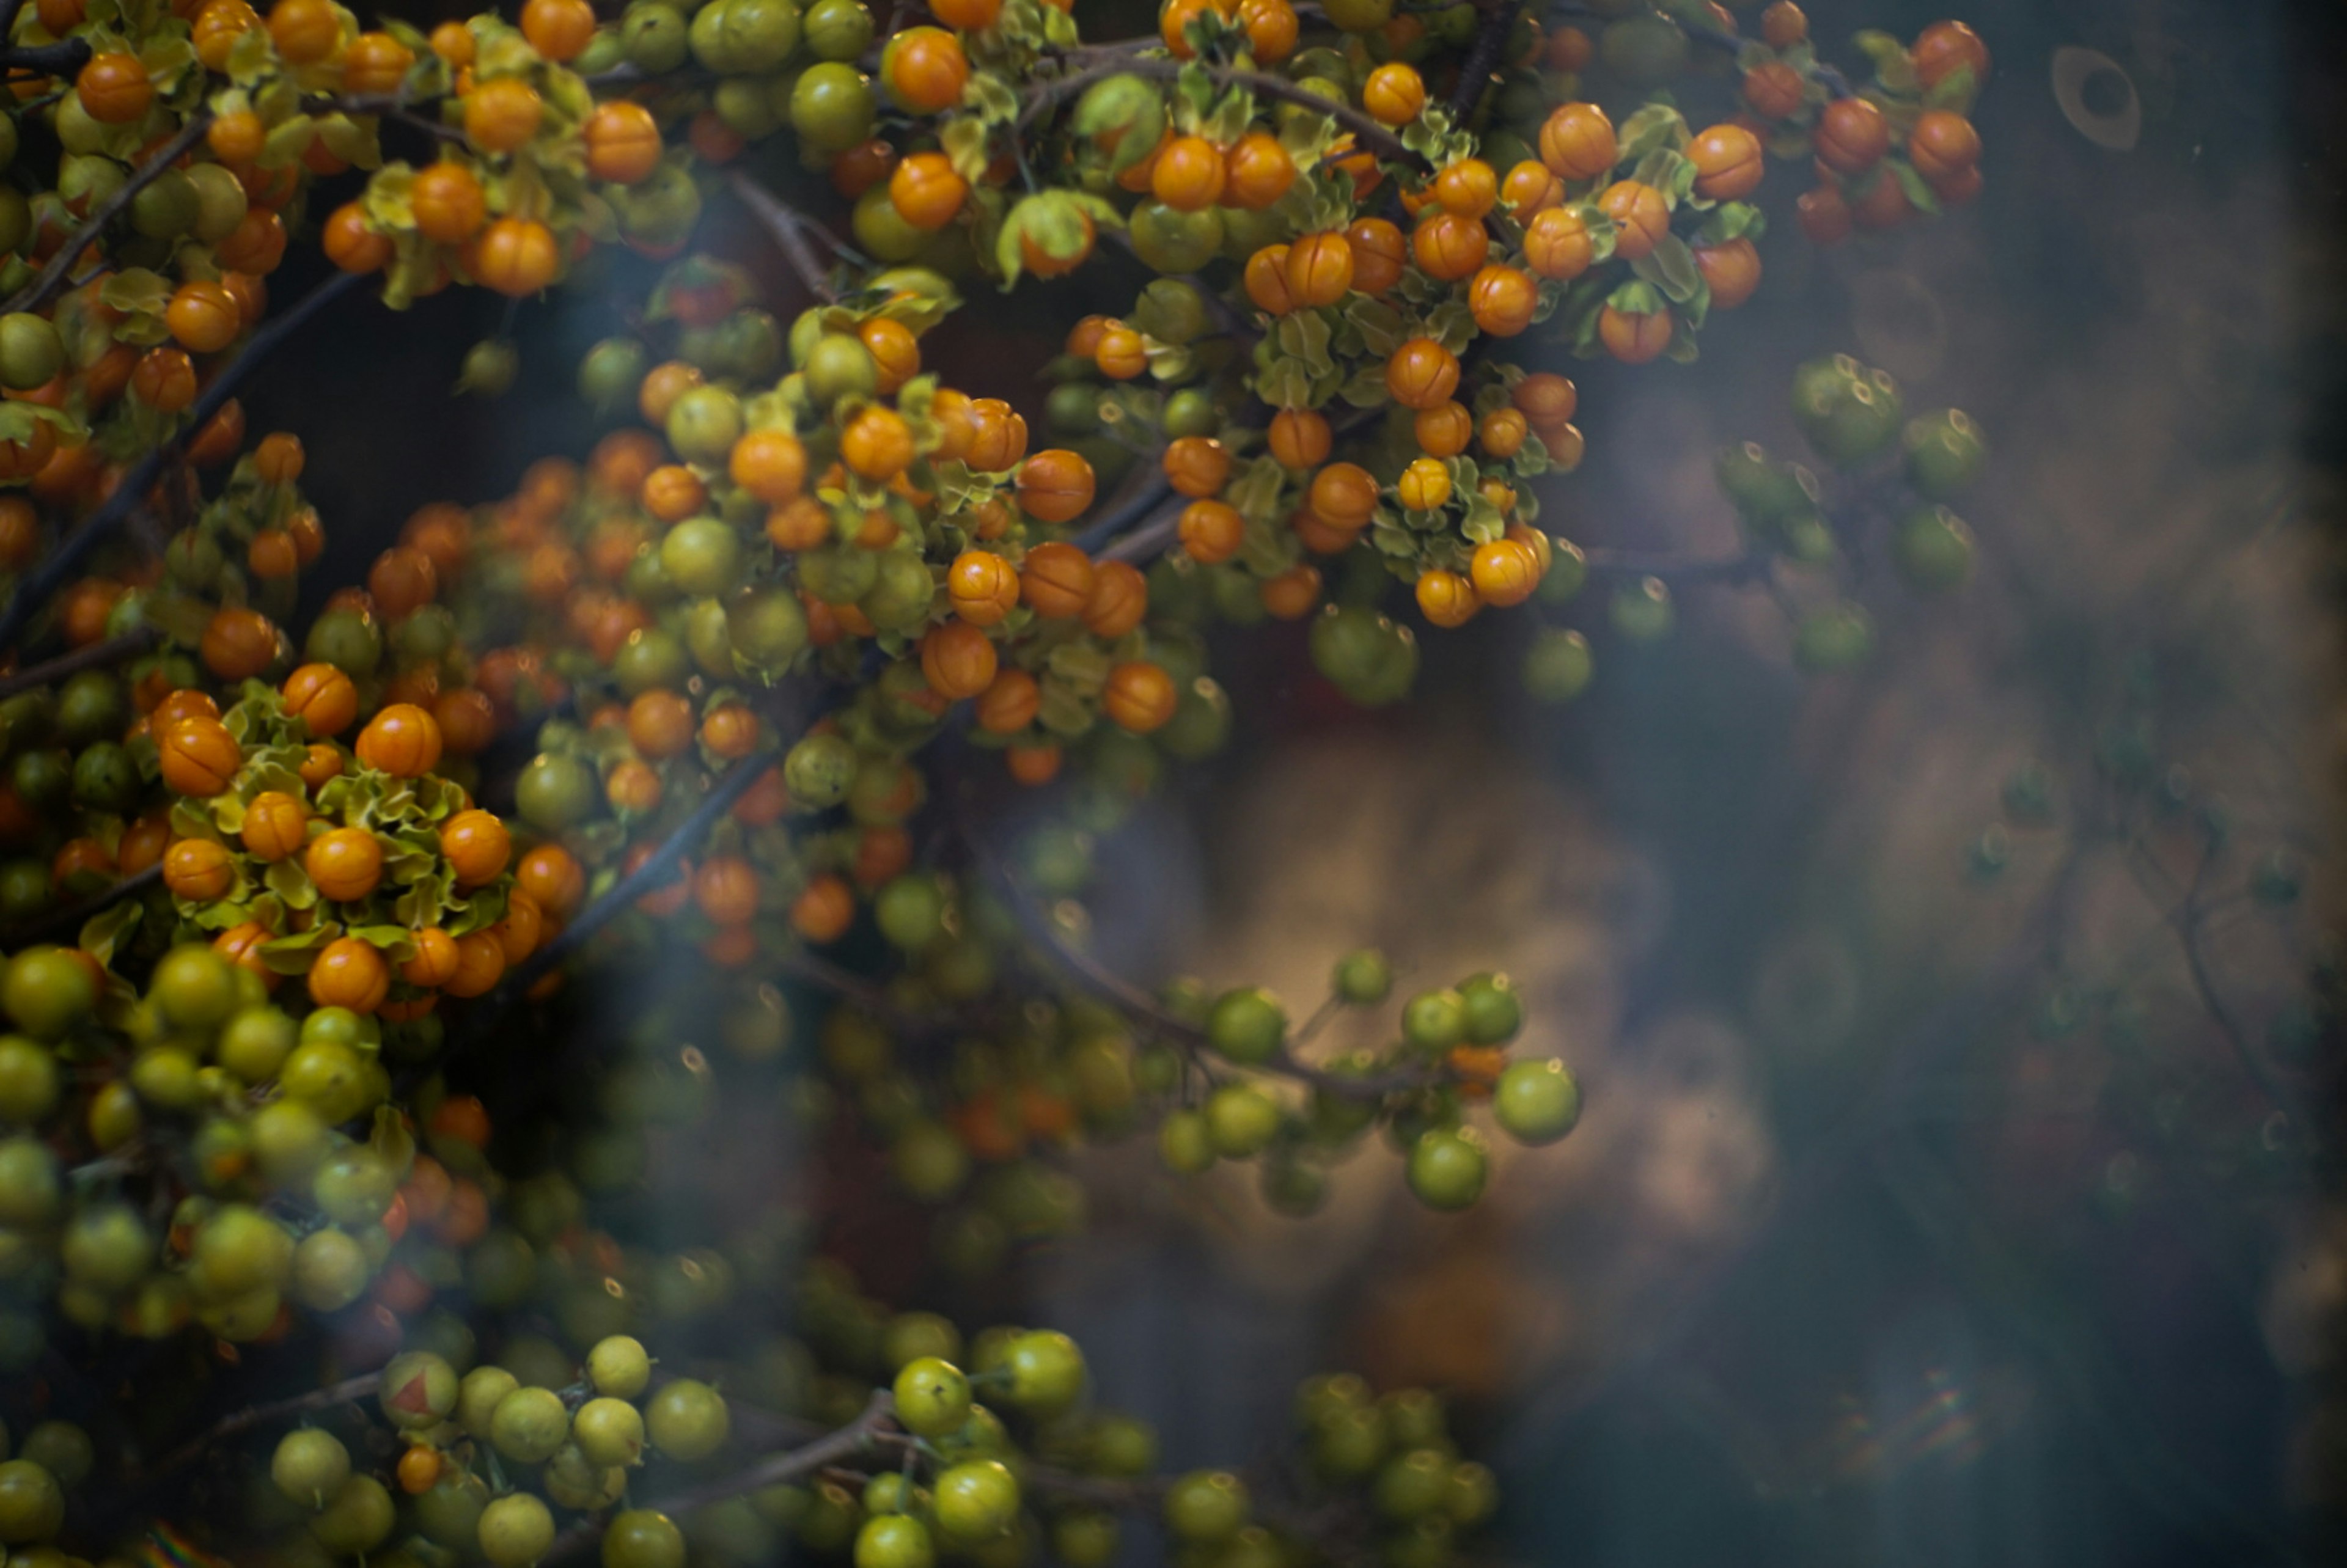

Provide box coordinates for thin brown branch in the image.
[141,1372,384,1482]
[1018,57,1419,166]
[724,169,843,304]
[0,863,160,950]
[4,109,212,318]
[544,1392,899,1564]
[0,623,159,701]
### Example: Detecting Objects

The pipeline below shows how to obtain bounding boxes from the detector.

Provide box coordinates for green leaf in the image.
[1636,233,1702,304]
[941,116,992,183]
[1616,103,1688,164]
[1889,159,1942,216]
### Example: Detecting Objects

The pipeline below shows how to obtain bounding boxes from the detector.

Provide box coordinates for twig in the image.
[0,623,159,700]
[544,1393,900,1564]
[2167,848,2294,1108]
[724,169,843,304]
[0,36,89,76]
[960,810,1438,1100]
[1548,2,1856,97]
[1071,473,1172,555]
[1099,504,1181,565]
[4,110,213,318]
[1447,0,1530,117]
[0,862,160,950]
[0,268,367,658]
[1018,57,1419,166]
[141,1372,383,1481]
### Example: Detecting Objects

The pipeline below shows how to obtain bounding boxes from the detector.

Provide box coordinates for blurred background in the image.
[255,0,2347,1562]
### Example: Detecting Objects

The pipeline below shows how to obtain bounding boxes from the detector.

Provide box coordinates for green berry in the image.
[490,1385,569,1464]
[1791,354,1903,468]
[1162,1470,1249,1544]
[1901,408,1987,499]
[1893,505,1975,590]
[854,1514,935,1568]
[1793,603,1873,673]
[1457,972,1522,1045]
[602,1511,686,1568]
[1400,989,1466,1052]
[588,1333,652,1398]
[1375,1448,1451,1520]
[1333,950,1392,1005]
[573,1397,647,1468]
[1523,627,1593,703]
[1004,1329,1085,1413]
[892,1356,972,1438]
[479,1492,556,1567]
[933,1459,1019,1542]
[271,1429,351,1508]
[1493,1059,1581,1145]
[645,1378,730,1461]
[1206,987,1285,1064]
[1406,1127,1487,1211]
[1204,1084,1279,1159]
[1610,576,1674,641]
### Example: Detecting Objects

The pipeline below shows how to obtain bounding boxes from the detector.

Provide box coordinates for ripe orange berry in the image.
[1259,565,1320,620]
[920,620,999,702]
[1815,97,1890,175]
[1761,1,1806,48]
[167,282,240,353]
[516,843,585,921]
[584,101,663,184]
[1223,133,1296,210]
[1094,325,1147,381]
[471,217,560,297]
[975,669,1040,735]
[1162,436,1230,499]
[963,398,1028,471]
[465,77,545,154]
[1540,103,1617,181]
[439,808,512,888]
[1470,537,1541,607]
[406,163,487,246]
[1362,62,1425,126]
[1524,207,1594,281]
[1911,20,1989,90]
[1102,662,1177,733]
[1907,109,1983,182]
[342,29,414,93]
[307,826,386,902]
[1744,60,1805,120]
[1308,462,1379,529]
[1178,499,1244,564]
[1416,568,1478,628]
[1689,123,1765,201]
[693,856,760,925]
[859,318,921,393]
[1238,0,1296,58]
[1021,541,1096,618]
[1467,265,1537,337]
[194,1,260,71]
[1414,401,1472,458]
[730,428,807,504]
[1384,337,1460,411]
[200,606,278,680]
[356,704,444,777]
[842,406,915,481]
[1244,246,1297,315]
[132,346,197,412]
[888,152,968,230]
[1695,236,1761,309]
[76,51,153,123]
[1158,0,1233,57]
[520,0,595,59]
[1082,560,1148,639]
[241,791,309,863]
[887,26,968,112]
[1432,158,1497,218]
[1283,232,1354,307]
[1599,304,1674,364]
[1396,456,1450,512]
[1500,159,1558,222]
[164,838,235,900]
[207,108,265,163]
[792,874,856,942]
[1599,180,1670,262]
[1345,218,1406,295]
[309,937,389,1013]
[1016,449,1095,524]
[1797,183,1853,246]
[1411,213,1488,282]
[268,0,338,61]
[949,549,1022,626]
[1151,136,1227,211]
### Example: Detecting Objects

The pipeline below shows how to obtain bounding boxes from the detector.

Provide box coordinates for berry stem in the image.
[0,266,366,658]
[724,168,848,304]
[138,1371,385,1483]
[542,1391,902,1564]
[3,108,214,320]
[0,623,159,702]
[0,862,160,951]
